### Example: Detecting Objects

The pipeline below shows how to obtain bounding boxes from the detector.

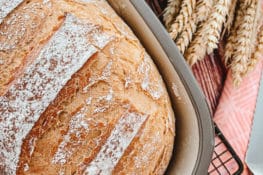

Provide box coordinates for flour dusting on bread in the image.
[0,14,113,174]
[138,54,164,100]
[0,1,175,174]
[84,111,148,174]
[0,0,23,24]
[52,107,89,164]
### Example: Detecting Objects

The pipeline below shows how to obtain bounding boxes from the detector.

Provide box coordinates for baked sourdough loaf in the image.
[0,0,175,174]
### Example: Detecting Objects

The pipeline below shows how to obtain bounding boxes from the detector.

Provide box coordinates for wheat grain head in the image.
[223,0,238,35]
[247,24,263,72]
[224,2,246,66]
[184,23,208,65]
[169,0,197,40]
[176,15,197,53]
[231,0,257,86]
[205,0,232,54]
[163,0,182,31]
[196,0,214,22]
[176,0,213,54]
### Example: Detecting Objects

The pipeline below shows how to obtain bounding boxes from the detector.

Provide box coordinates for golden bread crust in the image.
[0,1,175,174]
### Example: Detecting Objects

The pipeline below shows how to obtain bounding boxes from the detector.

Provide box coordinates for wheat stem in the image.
[223,0,238,35]
[176,15,197,53]
[184,0,232,66]
[163,0,182,31]
[247,23,263,72]
[169,0,197,40]
[205,0,232,54]
[250,0,261,54]
[231,0,257,86]
[224,2,245,66]
[196,0,214,22]
[242,0,254,6]
[184,23,207,66]
[176,0,212,54]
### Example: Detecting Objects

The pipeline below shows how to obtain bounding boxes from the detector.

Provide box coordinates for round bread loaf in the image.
[0,0,175,174]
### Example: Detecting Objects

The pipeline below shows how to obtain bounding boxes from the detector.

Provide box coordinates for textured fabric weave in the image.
[214,58,263,175]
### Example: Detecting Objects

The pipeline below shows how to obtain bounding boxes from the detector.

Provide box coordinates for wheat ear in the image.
[176,0,212,53]
[224,2,245,66]
[243,0,255,6]
[250,0,262,55]
[169,0,196,40]
[231,0,257,86]
[248,26,263,72]
[184,0,225,65]
[176,15,197,53]
[205,0,232,54]
[163,0,182,31]
[223,0,238,35]
[195,0,214,22]
[184,23,208,66]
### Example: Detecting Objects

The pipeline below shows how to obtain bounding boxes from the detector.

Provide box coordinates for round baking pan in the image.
[108,1,215,174]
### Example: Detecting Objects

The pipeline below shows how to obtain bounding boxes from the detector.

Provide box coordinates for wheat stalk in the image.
[224,29,236,66]
[184,0,232,65]
[242,0,255,6]
[184,23,208,66]
[205,0,232,54]
[224,2,245,66]
[247,15,263,72]
[248,26,263,72]
[195,0,214,22]
[250,1,261,54]
[176,15,197,53]
[248,0,261,65]
[223,0,238,35]
[231,0,257,86]
[176,0,212,54]
[163,0,182,31]
[169,0,197,40]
